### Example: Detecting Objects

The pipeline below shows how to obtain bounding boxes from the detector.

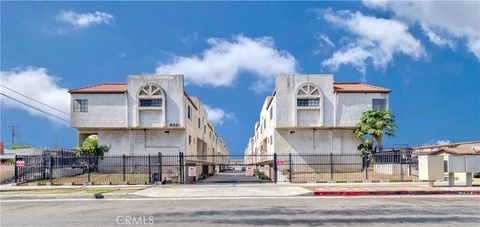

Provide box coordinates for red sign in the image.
[16,160,25,167]
[245,166,254,176]
[276,160,285,165]
[188,166,197,177]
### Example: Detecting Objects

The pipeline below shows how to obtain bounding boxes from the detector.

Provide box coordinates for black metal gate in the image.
[14,150,418,185]
[184,154,275,184]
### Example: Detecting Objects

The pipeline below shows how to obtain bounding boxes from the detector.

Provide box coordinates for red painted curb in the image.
[313,190,480,196]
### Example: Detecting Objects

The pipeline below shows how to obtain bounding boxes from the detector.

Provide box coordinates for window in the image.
[198,118,201,128]
[270,135,273,145]
[74,99,88,112]
[139,99,162,107]
[297,98,319,107]
[189,135,192,145]
[263,118,266,129]
[372,99,387,110]
[269,107,273,120]
[204,125,206,134]
[139,84,161,96]
[187,106,192,120]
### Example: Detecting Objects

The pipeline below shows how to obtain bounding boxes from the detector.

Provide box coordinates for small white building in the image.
[244,74,390,159]
[69,75,229,174]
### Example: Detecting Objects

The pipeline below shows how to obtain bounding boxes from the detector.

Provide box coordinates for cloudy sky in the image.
[1,1,479,154]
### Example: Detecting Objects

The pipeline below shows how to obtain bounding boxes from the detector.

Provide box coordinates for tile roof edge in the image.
[68,83,127,93]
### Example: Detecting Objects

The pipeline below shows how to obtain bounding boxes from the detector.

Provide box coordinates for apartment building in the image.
[69,75,229,176]
[244,74,390,159]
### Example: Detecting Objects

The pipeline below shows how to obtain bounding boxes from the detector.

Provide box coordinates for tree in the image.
[9,144,32,150]
[353,110,397,151]
[74,135,110,156]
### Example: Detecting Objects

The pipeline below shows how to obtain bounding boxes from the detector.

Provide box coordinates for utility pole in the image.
[8,125,19,144]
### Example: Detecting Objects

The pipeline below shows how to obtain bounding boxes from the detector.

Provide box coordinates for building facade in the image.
[69,75,229,176]
[244,74,390,159]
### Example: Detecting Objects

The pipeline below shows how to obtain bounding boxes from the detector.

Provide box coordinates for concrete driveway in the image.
[134,184,312,198]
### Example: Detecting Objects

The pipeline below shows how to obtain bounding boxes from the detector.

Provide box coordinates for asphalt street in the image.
[1,196,479,226]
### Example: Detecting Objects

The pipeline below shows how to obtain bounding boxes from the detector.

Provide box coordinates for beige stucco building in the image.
[69,75,229,176]
[245,74,390,162]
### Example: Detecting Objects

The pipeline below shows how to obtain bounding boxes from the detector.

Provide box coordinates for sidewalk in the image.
[1,182,479,199]
[306,181,480,196]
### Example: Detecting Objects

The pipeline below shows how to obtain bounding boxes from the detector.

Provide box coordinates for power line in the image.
[0,92,70,123]
[400,89,480,119]
[0,84,70,116]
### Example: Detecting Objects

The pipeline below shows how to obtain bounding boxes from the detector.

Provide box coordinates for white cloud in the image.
[421,24,456,49]
[321,10,425,75]
[155,35,298,92]
[57,10,113,28]
[181,32,199,44]
[363,1,480,60]
[204,105,234,125]
[435,140,451,145]
[0,67,70,125]
[316,33,335,47]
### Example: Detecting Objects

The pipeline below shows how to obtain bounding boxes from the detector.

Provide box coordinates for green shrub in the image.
[74,135,110,156]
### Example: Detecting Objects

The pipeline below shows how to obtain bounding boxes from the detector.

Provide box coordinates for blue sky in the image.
[1,1,479,154]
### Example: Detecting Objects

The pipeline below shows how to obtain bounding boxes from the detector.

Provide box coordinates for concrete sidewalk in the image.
[307,181,480,196]
[134,184,313,197]
[2,182,479,199]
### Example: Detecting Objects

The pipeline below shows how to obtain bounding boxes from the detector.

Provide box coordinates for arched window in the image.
[138,84,163,108]
[296,84,320,107]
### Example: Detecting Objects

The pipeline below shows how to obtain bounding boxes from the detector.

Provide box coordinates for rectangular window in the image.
[263,118,266,129]
[372,99,387,110]
[187,106,192,120]
[297,98,319,107]
[189,135,192,145]
[198,118,201,128]
[74,99,88,112]
[270,107,273,120]
[204,125,206,134]
[140,99,162,107]
[270,135,273,145]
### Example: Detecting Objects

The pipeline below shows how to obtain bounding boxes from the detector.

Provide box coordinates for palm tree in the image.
[353,110,397,150]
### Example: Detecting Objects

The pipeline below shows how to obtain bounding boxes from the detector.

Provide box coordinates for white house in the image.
[69,75,229,176]
[244,74,390,160]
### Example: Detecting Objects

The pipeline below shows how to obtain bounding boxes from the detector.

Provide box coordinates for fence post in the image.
[87,155,91,184]
[122,154,126,183]
[49,155,53,184]
[148,155,152,184]
[364,152,369,181]
[273,153,278,184]
[400,152,404,181]
[14,155,18,183]
[330,153,334,181]
[178,152,183,184]
[288,153,292,183]
[158,152,162,182]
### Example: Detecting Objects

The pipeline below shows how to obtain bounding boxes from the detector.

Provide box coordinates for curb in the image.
[313,190,480,196]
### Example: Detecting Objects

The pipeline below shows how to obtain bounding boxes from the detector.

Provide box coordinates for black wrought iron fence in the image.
[14,150,418,185]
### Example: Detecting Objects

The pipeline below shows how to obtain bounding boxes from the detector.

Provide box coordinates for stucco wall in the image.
[275,74,335,127]
[97,129,186,156]
[71,93,127,128]
[336,92,389,127]
[127,75,185,128]
[274,129,360,155]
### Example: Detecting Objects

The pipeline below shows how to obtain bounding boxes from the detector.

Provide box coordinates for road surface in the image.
[1,196,479,226]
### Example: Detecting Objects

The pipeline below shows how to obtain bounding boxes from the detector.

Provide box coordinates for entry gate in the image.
[184,154,275,184]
